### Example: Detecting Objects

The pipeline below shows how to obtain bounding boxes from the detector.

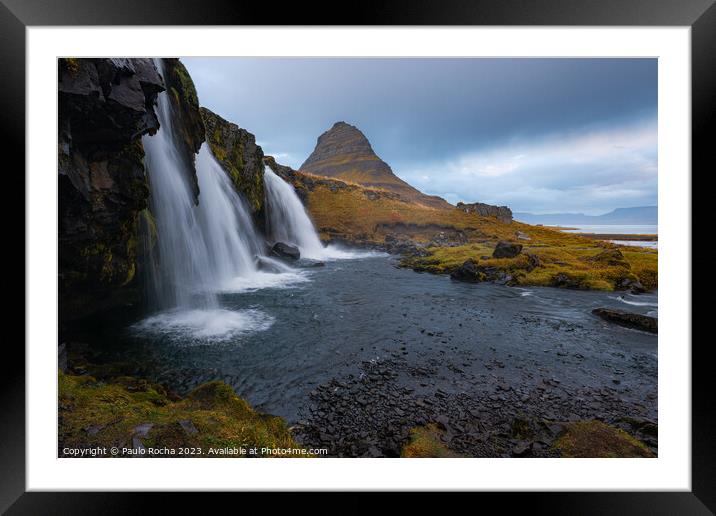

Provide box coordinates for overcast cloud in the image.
[182,58,657,214]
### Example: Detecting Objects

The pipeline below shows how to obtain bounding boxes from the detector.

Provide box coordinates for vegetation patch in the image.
[400,424,461,457]
[553,420,654,458]
[59,372,305,457]
[402,240,657,291]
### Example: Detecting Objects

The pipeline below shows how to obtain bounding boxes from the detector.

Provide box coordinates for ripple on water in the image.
[219,270,311,293]
[131,308,275,344]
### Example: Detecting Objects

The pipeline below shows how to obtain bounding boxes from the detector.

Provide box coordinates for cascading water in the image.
[137,60,290,341]
[136,60,369,342]
[263,168,371,261]
[263,168,326,259]
[142,62,217,310]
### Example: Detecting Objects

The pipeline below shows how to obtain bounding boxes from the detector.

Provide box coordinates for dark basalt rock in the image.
[592,308,658,334]
[615,277,646,294]
[202,107,265,215]
[492,241,523,258]
[586,248,630,268]
[456,202,513,224]
[271,242,301,260]
[450,259,483,283]
[526,253,541,272]
[552,272,585,290]
[58,58,206,321]
[161,58,206,203]
[58,58,165,321]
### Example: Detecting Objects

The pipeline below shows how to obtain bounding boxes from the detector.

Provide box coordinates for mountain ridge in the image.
[299,121,451,210]
[514,206,657,226]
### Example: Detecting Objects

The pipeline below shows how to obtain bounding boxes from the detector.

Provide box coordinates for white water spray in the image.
[263,168,369,260]
[142,63,216,309]
[263,168,326,259]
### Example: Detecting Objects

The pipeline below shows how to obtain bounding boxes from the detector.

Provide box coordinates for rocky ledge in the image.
[592,308,658,334]
[58,58,164,320]
[58,58,206,321]
[201,107,265,215]
[457,201,513,224]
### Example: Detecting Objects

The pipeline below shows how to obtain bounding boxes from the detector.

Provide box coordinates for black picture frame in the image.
[3,0,713,512]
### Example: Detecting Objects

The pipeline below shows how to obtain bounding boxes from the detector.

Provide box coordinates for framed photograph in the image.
[5,0,714,511]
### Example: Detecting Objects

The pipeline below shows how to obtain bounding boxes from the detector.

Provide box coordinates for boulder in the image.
[615,277,646,294]
[526,253,541,272]
[592,308,657,334]
[255,256,287,273]
[492,241,523,258]
[450,259,483,283]
[271,242,300,260]
[587,249,630,268]
[552,273,584,289]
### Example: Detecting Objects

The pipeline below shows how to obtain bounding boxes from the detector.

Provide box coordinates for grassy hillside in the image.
[263,156,658,292]
[300,174,657,292]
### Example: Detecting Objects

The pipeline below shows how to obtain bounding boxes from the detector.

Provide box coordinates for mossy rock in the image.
[201,107,265,215]
[553,420,654,458]
[400,423,461,458]
[58,372,305,457]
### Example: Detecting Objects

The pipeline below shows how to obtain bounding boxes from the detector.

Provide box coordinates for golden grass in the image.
[403,242,657,291]
[400,424,460,458]
[302,180,657,292]
[59,372,305,457]
[553,420,654,458]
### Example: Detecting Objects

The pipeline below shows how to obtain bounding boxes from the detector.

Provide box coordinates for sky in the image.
[182,58,657,214]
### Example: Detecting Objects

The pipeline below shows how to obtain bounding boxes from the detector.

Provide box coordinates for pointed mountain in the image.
[299,122,451,209]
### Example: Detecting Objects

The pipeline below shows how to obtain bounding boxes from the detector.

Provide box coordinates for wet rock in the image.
[202,107,265,214]
[512,440,532,456]
[450,259,483,283]
[271,242,300,260]
[179,419,198,435]
[616,277,646,294]
[256,256,286,273]
[58,343,68,373]
[492,241,523,259]
[592,308,657,334]
[58,58,166,320]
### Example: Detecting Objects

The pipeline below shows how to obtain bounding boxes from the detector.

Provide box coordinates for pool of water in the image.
[66,254,658,423]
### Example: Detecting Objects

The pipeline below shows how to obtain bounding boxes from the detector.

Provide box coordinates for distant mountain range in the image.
[514,206,657,225]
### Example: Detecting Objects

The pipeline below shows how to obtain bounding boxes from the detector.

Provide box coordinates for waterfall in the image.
[143,60,273,312]
[138,60,287,341]
[136,60,368,341]
[142,64,217,309]
[263,168,327,260]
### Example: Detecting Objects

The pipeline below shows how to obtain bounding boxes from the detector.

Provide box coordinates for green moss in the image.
[172,62,199,108]
[139,208,158,247]
[401,239,657,292]
[553,420,654,458]
[400,424,460,457]
[58,372,306,457]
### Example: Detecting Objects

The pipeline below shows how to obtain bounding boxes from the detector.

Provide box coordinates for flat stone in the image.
[179,419,198,435]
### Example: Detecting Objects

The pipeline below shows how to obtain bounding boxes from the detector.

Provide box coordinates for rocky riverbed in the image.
[66,254,658,458]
